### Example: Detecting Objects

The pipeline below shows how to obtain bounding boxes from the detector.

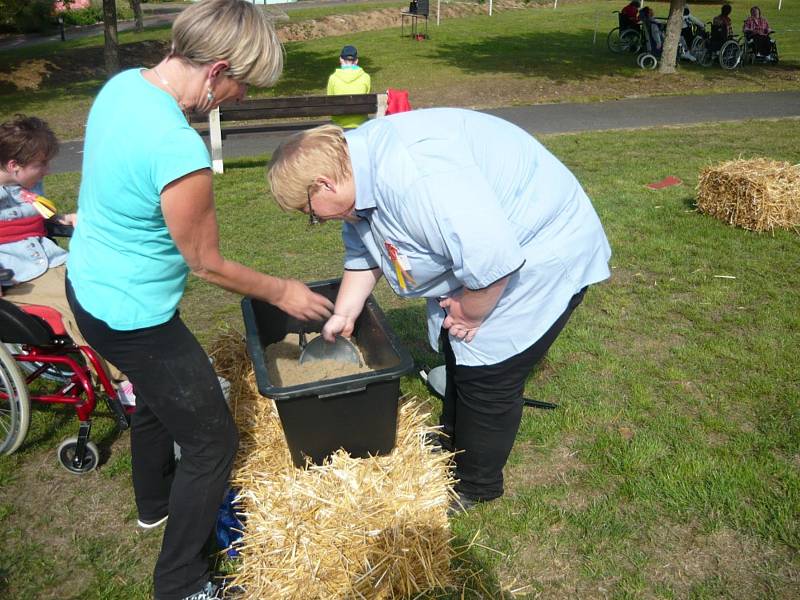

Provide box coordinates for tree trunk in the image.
[103,0,119,77]
[129,0,144,33]
[658,0,686,74]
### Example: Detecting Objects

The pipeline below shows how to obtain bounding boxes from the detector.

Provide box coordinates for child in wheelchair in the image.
[0,115,135,406]
[743,6,778,62]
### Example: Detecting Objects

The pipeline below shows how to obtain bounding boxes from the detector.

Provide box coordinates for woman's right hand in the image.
[322,313,356,342]
[276,279,334,322]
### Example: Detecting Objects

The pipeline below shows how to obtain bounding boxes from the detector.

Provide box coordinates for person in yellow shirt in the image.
[326,45,372,129]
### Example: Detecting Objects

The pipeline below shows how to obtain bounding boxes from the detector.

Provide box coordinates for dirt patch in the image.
[276,1,528,43]
[645,523,800,598]
[504,439,587,494]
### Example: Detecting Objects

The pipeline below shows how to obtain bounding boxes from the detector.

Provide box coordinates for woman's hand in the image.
[57,213,77,226]
[322,313,357,342]
[439,274,512,343]
[276,279,334,322]
[439,296,482,343]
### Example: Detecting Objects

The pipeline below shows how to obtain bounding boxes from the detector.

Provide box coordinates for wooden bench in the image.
[190,93,388,173]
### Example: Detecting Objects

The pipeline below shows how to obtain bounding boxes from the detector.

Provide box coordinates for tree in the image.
[658,0,687,74]
[129,0,143,33]
[102,0,119,76]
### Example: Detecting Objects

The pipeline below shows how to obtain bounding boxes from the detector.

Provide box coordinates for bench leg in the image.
[209,107,224,174]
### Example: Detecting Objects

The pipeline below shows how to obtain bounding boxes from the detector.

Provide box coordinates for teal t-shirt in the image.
[68,69,211,330]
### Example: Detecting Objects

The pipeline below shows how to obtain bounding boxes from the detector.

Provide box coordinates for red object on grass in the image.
[646,175,683,190]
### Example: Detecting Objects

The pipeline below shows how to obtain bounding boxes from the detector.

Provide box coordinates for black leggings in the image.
[440,287,586,501]
[66,277,238,600]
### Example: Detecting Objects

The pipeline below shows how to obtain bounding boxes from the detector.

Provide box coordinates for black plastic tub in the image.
[241,278,415,468]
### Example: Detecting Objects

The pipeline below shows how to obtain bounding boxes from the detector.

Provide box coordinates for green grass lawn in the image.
[1,0,798,139]
[0,118,797,599]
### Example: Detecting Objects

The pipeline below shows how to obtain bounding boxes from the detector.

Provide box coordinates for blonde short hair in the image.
[172,0,283,88]
[267,125,353,211]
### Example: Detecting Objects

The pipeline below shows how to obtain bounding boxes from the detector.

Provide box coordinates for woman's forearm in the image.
[334,268,382,318]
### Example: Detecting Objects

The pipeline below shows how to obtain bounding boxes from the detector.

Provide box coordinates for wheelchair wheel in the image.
[607,27,626,53]
[620,29,641,53]
[0,343,31,455]
[690,36,705,55]
[639,54,658,70]
[719,40,742,70]
[57,437,99,474]
[4,343,75,384]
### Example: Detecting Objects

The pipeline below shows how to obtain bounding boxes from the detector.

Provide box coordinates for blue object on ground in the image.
[216,488,244,558]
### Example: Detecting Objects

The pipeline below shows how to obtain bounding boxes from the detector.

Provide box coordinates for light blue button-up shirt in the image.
[342,108,611,367]
[0,182,67,284]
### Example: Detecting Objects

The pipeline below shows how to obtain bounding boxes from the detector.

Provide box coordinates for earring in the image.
[206,88,215,103]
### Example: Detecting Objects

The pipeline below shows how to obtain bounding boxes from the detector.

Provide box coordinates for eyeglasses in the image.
[307,187,320,226]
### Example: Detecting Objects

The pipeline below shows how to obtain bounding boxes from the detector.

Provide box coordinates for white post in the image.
[593,9,599,44]
[777,0,782,9]
[437,0,440,25]
[489,0,493,17]
[553,0,558,9]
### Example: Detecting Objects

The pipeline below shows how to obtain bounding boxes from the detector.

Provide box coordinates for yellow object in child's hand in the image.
[18,189,57,219]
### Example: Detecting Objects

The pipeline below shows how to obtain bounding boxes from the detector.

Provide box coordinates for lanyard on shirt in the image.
[18,189,57,219]
[384,241,416,291]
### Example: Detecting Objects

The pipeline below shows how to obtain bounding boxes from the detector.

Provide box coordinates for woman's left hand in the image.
[57,213,77,226]
[439,296,482,343]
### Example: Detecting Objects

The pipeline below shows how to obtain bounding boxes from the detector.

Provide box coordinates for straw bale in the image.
[696,159,800,233]
[209,332,457,599]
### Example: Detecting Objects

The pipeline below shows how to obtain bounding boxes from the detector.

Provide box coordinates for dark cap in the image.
[340,45,358,59]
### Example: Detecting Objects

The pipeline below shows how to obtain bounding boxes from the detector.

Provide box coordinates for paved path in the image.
[50,90,800,174]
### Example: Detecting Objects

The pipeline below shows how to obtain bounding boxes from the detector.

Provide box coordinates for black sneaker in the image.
[447,491,481,516]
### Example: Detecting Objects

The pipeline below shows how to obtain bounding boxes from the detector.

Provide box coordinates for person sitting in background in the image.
[0,114,133,403]
[743,6,773,58]
[639,6,663,55]
[682,6,706,49]
[620,0,641,30]
[326,45,372,129]
[713,3,734,39]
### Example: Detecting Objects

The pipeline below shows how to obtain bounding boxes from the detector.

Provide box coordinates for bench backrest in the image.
[188,94,382,125]
[191,93,388,174]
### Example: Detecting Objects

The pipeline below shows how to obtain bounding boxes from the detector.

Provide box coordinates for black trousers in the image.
[66,277,238,600]
[440,287,586,501]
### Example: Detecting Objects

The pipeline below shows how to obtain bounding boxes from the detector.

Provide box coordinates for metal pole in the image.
[437,0,440,25]
[59,16,65,42]
[489,0,493,17]
[593,10,598,44]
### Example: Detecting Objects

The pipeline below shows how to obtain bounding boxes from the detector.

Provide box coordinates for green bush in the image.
[60,7,104,26]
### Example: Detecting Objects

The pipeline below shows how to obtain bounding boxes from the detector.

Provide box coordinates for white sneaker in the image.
[683,52,697,62]
[117,380,136,407]
[137,514,168,529]
[217,375,231,405]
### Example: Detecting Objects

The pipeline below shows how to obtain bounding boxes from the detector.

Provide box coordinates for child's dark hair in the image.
[0,115,59,167]
[721,3,732,16]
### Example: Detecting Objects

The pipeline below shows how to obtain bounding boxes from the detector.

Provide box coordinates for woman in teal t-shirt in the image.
[66,2,333,599]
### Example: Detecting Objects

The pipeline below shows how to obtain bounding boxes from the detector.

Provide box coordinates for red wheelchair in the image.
[0,295,131,473]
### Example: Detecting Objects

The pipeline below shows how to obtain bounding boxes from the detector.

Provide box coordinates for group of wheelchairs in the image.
[0,225,132,474]
[608,11,779,71]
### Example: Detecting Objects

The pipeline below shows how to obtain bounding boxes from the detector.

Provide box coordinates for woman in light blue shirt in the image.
[268,108,611,511]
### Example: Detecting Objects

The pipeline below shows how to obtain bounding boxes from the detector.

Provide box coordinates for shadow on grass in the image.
[430,29,798,82]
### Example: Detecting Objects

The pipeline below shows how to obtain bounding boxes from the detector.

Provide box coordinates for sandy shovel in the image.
[298,329,362,366]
